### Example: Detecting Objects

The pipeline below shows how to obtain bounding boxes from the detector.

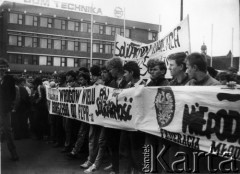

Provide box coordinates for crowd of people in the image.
[0,52,240,173]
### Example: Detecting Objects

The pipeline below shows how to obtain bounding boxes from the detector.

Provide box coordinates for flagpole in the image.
[210,24,213,67]
[123,7,126,37]
[231,28,234,67]
[158,14,161,39]
[180,0,183,21]
[90,3,93,68]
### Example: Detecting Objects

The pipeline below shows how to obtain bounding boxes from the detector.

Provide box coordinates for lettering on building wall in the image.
[23,0,103,15]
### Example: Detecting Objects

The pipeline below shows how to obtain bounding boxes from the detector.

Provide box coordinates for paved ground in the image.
[1,138,112,174]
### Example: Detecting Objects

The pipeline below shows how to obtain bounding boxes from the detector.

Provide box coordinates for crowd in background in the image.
[1,52,240,174]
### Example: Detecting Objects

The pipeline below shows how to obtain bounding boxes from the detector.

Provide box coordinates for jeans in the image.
[72,122,89,154]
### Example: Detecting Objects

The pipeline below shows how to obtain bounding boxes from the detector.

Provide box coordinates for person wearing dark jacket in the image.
[147,58,169,86]
[12,77,31,139]
[146,58,169,173]
[32,77,49,140]
[0,74,19,161]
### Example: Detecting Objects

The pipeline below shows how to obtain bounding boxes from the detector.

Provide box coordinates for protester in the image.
[48,79,57,144]
[32,77,49,140]
[168,52,189,170]
[12,77,31,139]
[185,52,221,172]
[0,69,19,161]
[168,52,189,85]
[62,70,79,153]
[90,65,104,85]
[83,66,109,173]
[79,67,90,76]
[100,57,127,174]
[68,72,90,159]
[147,58,169,86]
[120,61,145,173]
[52,72,66,148]
[185,52,220,86]
[146,57,169,173]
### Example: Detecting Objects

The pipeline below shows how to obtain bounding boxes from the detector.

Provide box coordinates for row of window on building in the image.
[9,12,132,38]
[8,12,157,41]
[8,32,115,54]
[8,54,106,68]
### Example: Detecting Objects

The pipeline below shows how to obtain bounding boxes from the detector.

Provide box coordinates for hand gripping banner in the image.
[47,85,240,160]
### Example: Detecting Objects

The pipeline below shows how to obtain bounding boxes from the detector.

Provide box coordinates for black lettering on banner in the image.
[78,104,89,122]
[217,93,240,102]
[151,25,181,55]
[182,103,240,145]
[59,89,82,103]
[210,141,240,160]
[81,88,95,105]
[160,129,199,150]
[95,87,133,121]
[115,41,150,59]
[70,104,77,118]
[52,101,70,116]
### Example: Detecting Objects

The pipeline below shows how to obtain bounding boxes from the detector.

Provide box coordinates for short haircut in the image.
[123,61,140,78]
[58,72,66,82]
[90,65,101,76]
[78,72,90,84]
[101,66,107,71]
[186,52,207,73]
[106,57,123,72]
[79,67,90,74]
[66,70,77,80]
[147,58,167,75]
[168,52,187,71]
[33,77,42,86]
[18,77,26,84]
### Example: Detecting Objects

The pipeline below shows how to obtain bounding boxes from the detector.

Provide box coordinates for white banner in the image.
[114,16,191,78]
[47,85,240,160]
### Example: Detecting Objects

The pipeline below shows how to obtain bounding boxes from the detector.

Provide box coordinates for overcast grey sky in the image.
[94,0,239,56]
[1,0,239,56]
